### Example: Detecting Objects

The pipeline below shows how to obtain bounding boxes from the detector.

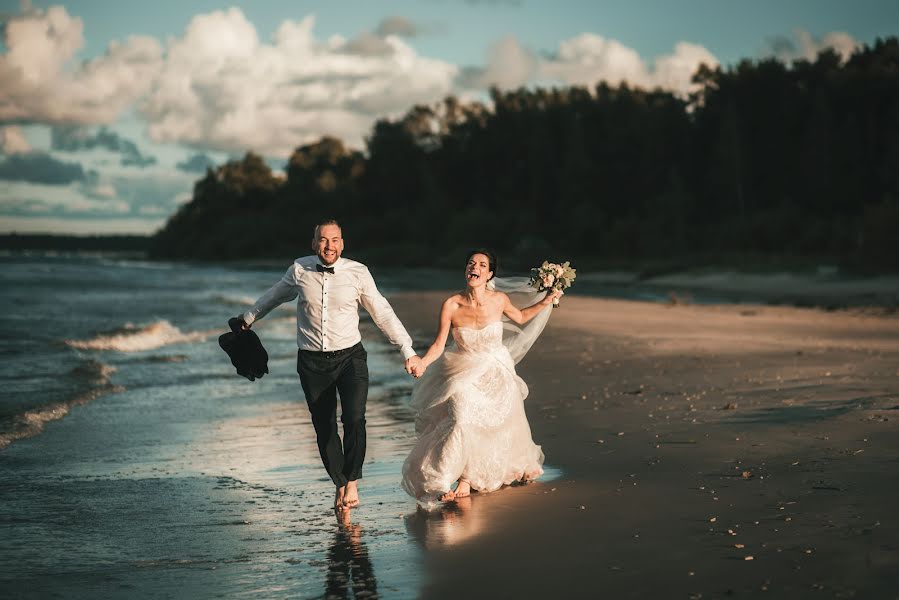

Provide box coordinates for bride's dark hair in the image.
[466,248,497,281]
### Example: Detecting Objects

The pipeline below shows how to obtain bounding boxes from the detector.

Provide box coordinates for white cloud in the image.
[2,4,721,159]
[86,182,117,199]
[0,180,129,214]
[0,126,32,154]
[0,5,163,124]
[458,36,538,90]
[139,9,458,154]
[137,204,169,216]
[0,168,193,225]
[652,42,720,92]
[455,33,717,96]
[768,30,860,63]
[539,33,718,95]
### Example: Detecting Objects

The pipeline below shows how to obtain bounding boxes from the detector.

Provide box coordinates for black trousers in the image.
[296,343,369,487]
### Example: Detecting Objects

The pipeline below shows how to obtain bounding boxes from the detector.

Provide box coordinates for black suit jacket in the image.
[219,318,269,381]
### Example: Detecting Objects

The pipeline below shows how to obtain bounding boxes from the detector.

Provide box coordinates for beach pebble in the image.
[744,556,754,561]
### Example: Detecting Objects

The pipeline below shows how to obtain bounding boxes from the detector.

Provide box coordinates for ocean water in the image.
[0,253,476,598]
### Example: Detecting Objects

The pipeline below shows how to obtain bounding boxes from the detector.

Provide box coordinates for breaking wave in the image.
[0,360,124,450]
[65,320,208,352]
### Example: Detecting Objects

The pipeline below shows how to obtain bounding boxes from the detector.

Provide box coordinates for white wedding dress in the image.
[402,278,551,508]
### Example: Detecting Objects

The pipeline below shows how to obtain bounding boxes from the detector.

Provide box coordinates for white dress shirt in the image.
[242,256,416,359]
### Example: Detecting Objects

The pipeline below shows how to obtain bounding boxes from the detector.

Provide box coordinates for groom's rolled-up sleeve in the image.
[358,267,416,359]
[242,264,300,326]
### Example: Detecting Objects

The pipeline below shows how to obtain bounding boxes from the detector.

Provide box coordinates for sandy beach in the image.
[1,255,897,599]
[390,292,899,599]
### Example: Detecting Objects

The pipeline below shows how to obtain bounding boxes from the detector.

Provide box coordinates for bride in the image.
[401,249,561,507]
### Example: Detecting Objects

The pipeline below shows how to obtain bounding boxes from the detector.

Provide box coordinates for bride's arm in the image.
[420,297,457,369]
[502,290,561,324]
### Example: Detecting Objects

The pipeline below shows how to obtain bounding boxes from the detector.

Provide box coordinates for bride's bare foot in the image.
[438,490,456,502]
[454,479,471,499]
[335,485,347,509]
[520,471,540,484]
[343,480,360,508]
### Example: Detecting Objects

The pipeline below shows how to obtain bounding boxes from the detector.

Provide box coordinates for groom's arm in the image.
[357,267,416,361]
[241,264,300,327]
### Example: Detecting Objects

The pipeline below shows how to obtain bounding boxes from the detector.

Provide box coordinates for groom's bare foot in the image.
[335,485,346,510]
[454,479,471,499]
[438,490,456,502]
[343,480,360,508]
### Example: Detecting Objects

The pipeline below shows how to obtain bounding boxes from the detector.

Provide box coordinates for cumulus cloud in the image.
[454,33,717,96]
[343,32,395,57]
[1,4,721,158]
[0,5,163,124]
[539,33,718,95]
[0,169,194,227]
[0,125,32,154]
[457,36,538,90]
[51,126,157,167]
[176,152,217,173]
[0,152,86,184]
[107,172,196,219]
[0,180,129,216]
[766,29,860,63]
[139,9,458,155]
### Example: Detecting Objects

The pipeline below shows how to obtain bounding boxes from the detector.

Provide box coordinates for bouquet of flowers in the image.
[529,260,576,306]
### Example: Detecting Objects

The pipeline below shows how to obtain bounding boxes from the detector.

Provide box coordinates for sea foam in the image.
[0,360,124,449]
[66,320,208,352]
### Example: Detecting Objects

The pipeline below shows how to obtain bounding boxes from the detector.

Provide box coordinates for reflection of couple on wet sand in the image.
[237,219,560,509]
[322,509,378,599]
[323,499,480,599]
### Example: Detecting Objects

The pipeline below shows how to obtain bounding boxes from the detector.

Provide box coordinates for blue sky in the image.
[1,0,897,235]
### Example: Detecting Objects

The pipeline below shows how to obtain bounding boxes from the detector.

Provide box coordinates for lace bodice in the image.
[451,321,503,353]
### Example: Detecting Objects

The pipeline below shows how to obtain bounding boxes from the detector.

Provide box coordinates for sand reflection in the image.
[405,496,486,549]
[323,509,379,599]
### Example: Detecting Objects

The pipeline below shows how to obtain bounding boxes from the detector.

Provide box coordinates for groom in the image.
[237,219,422,509]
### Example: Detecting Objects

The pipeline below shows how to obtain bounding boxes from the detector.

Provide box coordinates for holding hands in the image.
[405,355,426,378]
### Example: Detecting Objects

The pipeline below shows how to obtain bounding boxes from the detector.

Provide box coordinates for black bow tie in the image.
[316,264,335,274]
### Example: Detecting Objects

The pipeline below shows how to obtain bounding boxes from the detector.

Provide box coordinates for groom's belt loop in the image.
[304,342,362,359]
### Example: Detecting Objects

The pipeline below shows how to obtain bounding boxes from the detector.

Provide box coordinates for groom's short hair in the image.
[313,219,341,240]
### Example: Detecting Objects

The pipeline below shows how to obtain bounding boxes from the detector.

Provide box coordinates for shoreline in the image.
[389,291,899,598]
[1,265,897,597]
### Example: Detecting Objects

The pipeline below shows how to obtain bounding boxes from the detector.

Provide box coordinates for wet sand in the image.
[390,293,899,599]
[2,289,897,599]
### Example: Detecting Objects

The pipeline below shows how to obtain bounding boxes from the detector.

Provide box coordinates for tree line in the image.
[151,38,899,271]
